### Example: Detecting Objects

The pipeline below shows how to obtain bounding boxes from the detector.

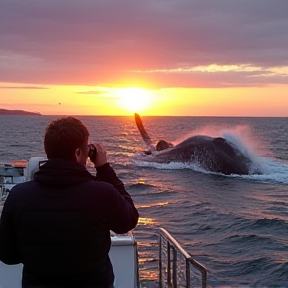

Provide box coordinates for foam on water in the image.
[133,156,288,184]
[221,131,288,184]
[240,157,288,184]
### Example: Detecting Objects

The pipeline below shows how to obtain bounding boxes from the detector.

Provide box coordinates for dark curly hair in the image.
[44,117,89,159]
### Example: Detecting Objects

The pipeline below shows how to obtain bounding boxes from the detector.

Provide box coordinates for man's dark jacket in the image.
[0,159,139,288]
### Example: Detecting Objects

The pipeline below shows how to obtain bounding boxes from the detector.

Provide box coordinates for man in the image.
[0,116,139,288]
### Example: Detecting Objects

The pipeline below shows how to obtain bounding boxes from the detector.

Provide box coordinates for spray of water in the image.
[133,124,288,184]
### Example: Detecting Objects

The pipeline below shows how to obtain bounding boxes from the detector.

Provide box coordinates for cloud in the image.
[0,0,287,88]
[76,91,107,95]
[76,90,120,99]
[0,85,49,90]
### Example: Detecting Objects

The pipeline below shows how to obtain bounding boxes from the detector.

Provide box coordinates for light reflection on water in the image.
[136,202,169,209]
[138,217,159,226]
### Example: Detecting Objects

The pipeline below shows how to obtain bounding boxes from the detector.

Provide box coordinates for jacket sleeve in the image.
[0,190,21,264]
[96,163,139,234]
[96,163,136,206]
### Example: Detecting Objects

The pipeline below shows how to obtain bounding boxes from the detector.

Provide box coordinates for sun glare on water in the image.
[116,88,153,114]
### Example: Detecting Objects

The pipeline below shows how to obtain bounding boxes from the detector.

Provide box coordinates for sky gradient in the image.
[0,0,288,116]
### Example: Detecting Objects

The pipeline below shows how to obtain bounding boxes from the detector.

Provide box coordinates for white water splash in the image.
[240,157,288,184]
[132,132,288,185]
[132,155,288,184]
[220,131,288,183]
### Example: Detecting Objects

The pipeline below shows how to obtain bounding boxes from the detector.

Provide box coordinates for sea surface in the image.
[0,115,288,287]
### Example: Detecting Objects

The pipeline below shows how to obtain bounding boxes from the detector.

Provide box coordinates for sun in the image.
[116,88,153,113]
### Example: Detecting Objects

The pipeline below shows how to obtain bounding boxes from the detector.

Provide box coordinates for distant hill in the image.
[0,109,41,116]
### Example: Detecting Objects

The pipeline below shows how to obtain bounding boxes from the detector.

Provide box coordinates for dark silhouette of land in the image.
[0,109,41,116]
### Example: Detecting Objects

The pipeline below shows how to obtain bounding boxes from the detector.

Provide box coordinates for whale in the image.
[134,113,256,175]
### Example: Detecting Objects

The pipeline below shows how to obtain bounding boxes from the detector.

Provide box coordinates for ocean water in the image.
[0,115,287,287]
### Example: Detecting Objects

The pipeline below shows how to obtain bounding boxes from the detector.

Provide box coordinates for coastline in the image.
[0,109,41,116]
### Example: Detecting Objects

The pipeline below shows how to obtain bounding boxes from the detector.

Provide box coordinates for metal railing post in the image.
[172,246,177,288]
[167,241,171,287]
[186,258,191,288]
[159,233,163,288]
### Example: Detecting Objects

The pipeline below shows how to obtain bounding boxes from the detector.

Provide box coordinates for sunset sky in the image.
[0,0,287,116]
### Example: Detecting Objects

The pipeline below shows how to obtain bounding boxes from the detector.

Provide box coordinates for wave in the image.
[132,155,288,184]
[240,157,288,184]
[128,182,156,190]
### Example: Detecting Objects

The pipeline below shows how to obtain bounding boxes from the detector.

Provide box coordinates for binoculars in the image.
[88,143,97,161]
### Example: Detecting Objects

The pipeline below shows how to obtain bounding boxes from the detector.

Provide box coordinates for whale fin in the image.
[134,113,155,152]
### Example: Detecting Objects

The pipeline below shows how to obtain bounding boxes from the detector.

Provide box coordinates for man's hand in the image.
[90,143,108,168]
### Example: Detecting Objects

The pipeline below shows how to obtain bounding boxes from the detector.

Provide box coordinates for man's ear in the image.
[74,148,81,162]
[75,148,81,156]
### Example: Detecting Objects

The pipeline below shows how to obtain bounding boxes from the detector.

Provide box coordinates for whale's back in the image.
[154,135,252,175]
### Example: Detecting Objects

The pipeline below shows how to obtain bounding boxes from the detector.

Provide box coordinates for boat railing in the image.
[0,186,8,203]
[158,228,208,288]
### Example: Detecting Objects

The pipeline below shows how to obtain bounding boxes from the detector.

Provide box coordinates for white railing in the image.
[0,186,8,203]
[158,228,208,288]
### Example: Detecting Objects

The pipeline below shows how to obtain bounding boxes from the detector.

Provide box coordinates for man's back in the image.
[0,159,138,287]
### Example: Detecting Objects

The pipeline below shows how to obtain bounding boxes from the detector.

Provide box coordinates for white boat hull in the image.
[0,232,139,288]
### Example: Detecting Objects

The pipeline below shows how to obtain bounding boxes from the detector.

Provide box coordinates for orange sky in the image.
[1,83,287,116]
[1,1,288,116]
